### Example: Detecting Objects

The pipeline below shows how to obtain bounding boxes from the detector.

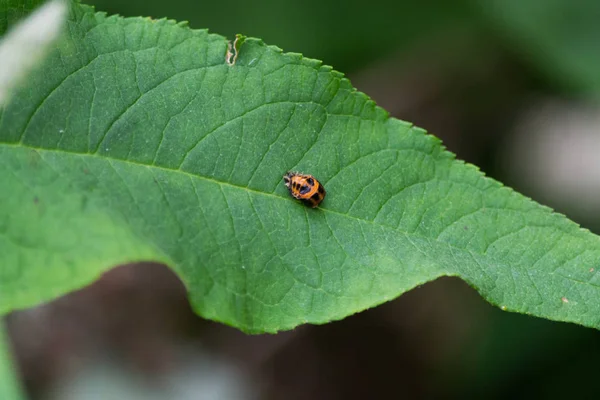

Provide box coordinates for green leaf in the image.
[1,2,600,334]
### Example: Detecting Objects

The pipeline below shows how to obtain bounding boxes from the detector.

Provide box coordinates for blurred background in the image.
[6,0,600,398]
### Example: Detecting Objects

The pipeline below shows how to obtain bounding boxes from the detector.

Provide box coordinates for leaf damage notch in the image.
[226,34,246,66]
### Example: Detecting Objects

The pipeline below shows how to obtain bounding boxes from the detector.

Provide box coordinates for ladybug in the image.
[283,171,326,208]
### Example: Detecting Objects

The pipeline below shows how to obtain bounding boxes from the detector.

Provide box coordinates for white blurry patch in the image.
[506,100,600,213]
[0,0,67,105]
[44,346,257,400]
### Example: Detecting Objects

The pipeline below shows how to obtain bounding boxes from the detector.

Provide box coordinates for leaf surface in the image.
[1,3,600,333]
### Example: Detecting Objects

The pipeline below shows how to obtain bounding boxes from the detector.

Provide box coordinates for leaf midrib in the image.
[2,141,558,271]
[7,133,600,333]
[11,140,600,315]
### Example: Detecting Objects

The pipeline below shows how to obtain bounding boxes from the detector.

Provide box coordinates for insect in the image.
[283,171,326,208]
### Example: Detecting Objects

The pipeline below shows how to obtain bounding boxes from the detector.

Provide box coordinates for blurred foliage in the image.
[86,0,477,73]
[0,0,46,32]
[475,0,600,98]
[87,0,600,99]
[441,306,600,399]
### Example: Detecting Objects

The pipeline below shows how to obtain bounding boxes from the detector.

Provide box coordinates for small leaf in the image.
[1,3,600,333]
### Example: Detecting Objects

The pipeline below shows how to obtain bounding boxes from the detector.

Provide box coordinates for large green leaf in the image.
[1,2,600,334]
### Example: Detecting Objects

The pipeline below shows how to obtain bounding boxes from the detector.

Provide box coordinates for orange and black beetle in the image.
[283,172,326,208]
